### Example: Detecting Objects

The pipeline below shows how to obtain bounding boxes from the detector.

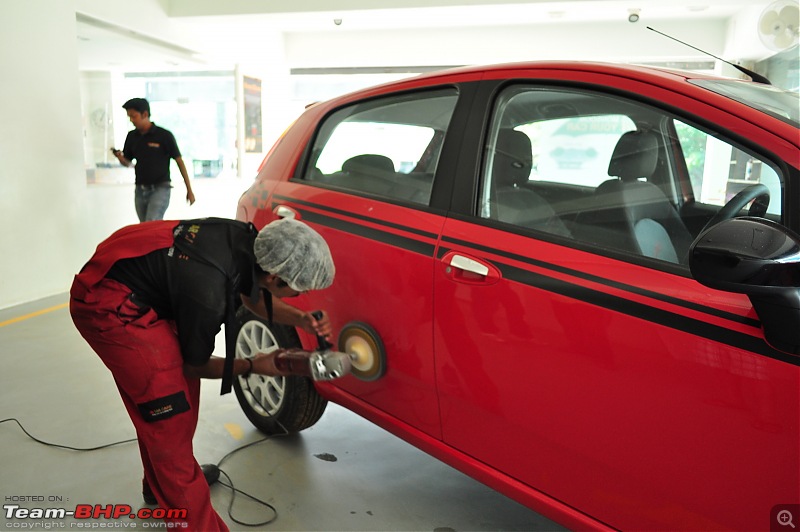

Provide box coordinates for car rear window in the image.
[303,88,459,205]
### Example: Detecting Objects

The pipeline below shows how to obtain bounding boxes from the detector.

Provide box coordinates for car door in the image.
[433,77,799,530]
[265,86,469,438]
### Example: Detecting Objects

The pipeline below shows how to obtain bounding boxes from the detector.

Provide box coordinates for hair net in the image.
[253,218,335,292]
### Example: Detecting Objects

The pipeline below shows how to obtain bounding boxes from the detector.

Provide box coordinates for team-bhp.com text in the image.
[4,504,188,528]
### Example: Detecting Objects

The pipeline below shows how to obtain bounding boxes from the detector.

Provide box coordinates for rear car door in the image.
[434,74,799,530]
[265,85,471,438]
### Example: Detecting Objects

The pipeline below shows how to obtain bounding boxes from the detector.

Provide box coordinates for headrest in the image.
[342,154,395,175]
[494,129,532,187]
[608,130,658,181]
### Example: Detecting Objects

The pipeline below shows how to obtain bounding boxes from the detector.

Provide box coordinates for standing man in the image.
[112,98,196,221]
[70,217,336,531]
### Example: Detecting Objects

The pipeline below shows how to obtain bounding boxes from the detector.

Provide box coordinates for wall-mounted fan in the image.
[89,104,113,163]
[758,0,799,51]
[90,107,109,129]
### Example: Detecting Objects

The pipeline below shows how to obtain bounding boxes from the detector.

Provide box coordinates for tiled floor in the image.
[0,294,563,531]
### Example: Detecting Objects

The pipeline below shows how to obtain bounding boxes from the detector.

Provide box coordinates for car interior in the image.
[482,87,770,266]
[488,127,700,264]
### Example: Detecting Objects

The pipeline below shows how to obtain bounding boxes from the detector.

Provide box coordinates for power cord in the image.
[208,433,282,527]
[0,418,137,450]
[1,403,290,528]
[204,372,292,526]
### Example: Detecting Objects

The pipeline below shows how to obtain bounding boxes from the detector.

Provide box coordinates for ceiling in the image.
[74,0,788,72]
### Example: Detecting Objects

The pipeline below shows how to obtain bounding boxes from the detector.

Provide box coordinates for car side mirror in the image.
[690,217,800,355]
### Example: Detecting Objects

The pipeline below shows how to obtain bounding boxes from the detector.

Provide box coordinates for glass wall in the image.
[119,72,237,178]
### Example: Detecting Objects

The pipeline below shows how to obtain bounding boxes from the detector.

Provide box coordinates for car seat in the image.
[342,154,396,176]
[592,130,693,263]
[491,129,570,237]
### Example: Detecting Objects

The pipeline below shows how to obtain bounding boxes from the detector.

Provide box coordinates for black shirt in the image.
[107,219,259,368]
[122,123,182,186]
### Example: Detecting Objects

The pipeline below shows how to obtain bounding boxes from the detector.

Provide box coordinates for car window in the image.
[479,86,785,266]
[518,114,637,187]
[303,88,459,205]
[674,120,782,215]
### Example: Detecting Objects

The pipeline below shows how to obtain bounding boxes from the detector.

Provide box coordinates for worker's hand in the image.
[300,310,333,343]
[186,190,196,205]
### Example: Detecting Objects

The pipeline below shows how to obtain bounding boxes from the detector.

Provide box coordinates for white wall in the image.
[0,0,169,310]
[0,0,255,310]
[0,0,133,310]
[285,19,732,67]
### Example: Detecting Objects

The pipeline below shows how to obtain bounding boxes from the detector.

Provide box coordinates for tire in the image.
[232,306,328,435]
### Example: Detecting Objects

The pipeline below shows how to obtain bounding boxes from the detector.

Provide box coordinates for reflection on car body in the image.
[235,61,800,531]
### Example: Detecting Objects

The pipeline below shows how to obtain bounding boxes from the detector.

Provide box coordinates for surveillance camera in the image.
[628,9,640,23]
[333,18,342,26]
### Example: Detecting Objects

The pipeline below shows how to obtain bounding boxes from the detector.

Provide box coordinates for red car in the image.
[234,61,799,531]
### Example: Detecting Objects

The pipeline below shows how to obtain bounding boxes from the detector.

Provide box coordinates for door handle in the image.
[273,205,298,219]
[441,251,501,285]
[449,254,489,276]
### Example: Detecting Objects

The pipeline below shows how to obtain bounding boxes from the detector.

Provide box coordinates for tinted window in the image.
[303,88,459,205]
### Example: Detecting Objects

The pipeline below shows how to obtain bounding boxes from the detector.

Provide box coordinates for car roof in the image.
[302,60,795,138]
[430,60,703,81]
[308,61,736,115]
[318,60,725,105]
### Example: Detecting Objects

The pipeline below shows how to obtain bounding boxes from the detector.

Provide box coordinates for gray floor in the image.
[0,294,564,532]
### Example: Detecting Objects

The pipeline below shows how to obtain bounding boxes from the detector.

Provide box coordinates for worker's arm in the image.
[175,156,196,205]
[240,291,332,341]
[183,351,286,379]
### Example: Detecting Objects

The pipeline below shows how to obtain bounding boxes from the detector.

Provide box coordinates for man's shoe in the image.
[142,481,157,505]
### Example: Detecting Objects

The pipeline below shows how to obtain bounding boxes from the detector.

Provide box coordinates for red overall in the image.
[70,221,228,531]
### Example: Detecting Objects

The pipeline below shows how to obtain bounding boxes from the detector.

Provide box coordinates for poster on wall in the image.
[244,76,262,153]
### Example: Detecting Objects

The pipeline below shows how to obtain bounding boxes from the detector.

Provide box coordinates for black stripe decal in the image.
[296,207,436,257]
[499,262,798,366]
[274,194,439,240]
[440,237,761,329]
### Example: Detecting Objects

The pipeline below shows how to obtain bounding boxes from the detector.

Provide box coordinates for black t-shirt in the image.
[122,124,181,186]
[107,219,259,367]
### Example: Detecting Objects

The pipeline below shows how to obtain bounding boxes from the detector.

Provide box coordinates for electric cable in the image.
[0,418,136,450]
[210,432,279,526]
[199,371,292,526]
[1,383,289,529]
[218,469,278,527]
